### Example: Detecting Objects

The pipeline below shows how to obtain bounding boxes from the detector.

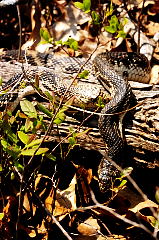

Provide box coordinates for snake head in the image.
[98,157,120,193]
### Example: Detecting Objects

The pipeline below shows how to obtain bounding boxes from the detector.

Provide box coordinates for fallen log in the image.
[0,61,159,169]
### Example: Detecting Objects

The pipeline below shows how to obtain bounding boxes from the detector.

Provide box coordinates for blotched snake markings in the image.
[0,51,151,192]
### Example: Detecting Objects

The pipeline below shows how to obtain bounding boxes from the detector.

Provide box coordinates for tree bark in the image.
[47,82,159,169]
[126,82,159,168]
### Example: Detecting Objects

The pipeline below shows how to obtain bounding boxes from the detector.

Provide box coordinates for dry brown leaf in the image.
[3,196,17,217]
[112,0,123,5]
[23,193,31,212]
[98,234,127,240]
[150,65,159,84]
[77,216,100,236]
[129,199,159,230]
[28,219,48,238]
[145,21,159,37]
[148,0,159,14]
[53,176,77,221]
[52,3,90,42]
[129,199,158,213]
[129,199,159,229]
[45,195,54,213]
[138,0,155,8]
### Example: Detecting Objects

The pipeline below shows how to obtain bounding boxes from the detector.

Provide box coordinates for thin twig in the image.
[15,164,24,240]
[137,0,146,54]
[65,99,146,116]
[16,5,22,60]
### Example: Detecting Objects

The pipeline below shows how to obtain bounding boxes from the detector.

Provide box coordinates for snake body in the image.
[0,51,151,192]
[93,52,150,191]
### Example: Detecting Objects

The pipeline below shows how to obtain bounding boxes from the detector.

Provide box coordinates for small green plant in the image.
[73,0,127,39]
[0,76,3,86]
[113,167,133,193]
[91,11,101,25]
[96,96,105,108]
[39,28,79,51]
[78,70,89,79]
[0,97,65,179]
[74,0,91,13]
[55,38,79,51]
[104,15,127,38]
[66,127,90,156]
[105,0,114,18]
[0,100,50,159]
[39,28,53,44]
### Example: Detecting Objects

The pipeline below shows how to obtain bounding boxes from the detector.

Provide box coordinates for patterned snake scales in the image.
[0,51,151,192]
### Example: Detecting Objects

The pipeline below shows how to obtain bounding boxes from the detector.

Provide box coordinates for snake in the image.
[0,50,151,192]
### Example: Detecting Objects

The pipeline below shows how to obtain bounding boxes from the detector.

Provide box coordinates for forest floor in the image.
[0,1,159,240]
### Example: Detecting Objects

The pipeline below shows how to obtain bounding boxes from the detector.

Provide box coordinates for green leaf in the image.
[1,124,18,143]
[105,15,119,34]
[116,30,127,39]
[11,172,15,180]
[0,164,3,172]
[14,161,24,171]
[18,131,29,145]
[104,25,117,33]
[6,110,12,117]
[8,131,18,143]
[46,153,56,161]
[105,15,127,38]
[38,40,48,45]
[121,167,133,178]
[118,179,127,188]
[26,139,43,148]
[68,136,76,146]
[1,138,10,149]
[78,70,89,79]
[64,38,78,51]
[3,144,21,158]
[40,28,51,42]
[55,40,63,46]
[96,96,105,108]
[55,38,78,51]
[37,103,53,118]
[0,213,4,220]
[44,91,54,101]
[74,2,84,10]
[0,77,3,86]
[24,118,33,132]
[54,112,66,125]
[20,100,37,118]
[91,11,101,25]
[83,0,91,12]
[70,40,78,51]
[105,1,114,18]
[21,147,48,156]
[54,98,74,125]
[109,15,118,25]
